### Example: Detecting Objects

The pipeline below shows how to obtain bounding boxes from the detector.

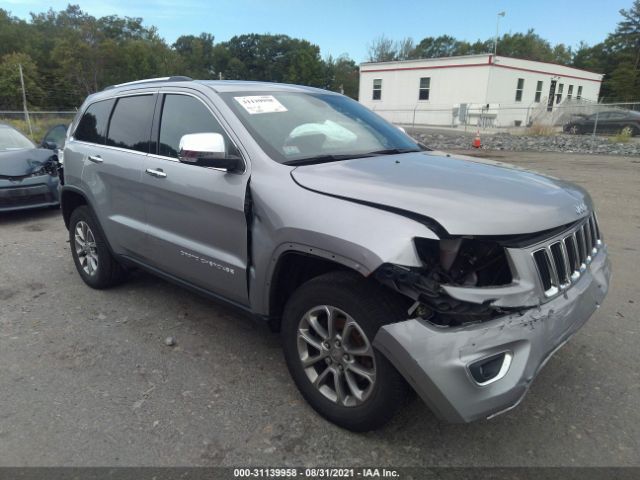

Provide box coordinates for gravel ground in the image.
[408,127,640,156]
[0,150,639,467]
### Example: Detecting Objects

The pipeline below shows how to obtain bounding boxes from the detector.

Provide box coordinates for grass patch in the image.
[610,130,632,144]
[0,116,74,143]
[525,123,556,136]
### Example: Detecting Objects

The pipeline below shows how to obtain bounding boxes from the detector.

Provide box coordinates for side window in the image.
[106,95,155,153]
[418,77,430,100]
[74,99,114,144]
[534,81,543,103]
[515,78,524,102]
[372,79,382,100]
[158,94,238,159]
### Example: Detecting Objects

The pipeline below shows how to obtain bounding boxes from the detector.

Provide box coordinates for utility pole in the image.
[494,11,506,57]
[18,63,33,138]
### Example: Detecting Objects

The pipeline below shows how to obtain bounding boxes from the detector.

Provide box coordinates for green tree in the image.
[222,34,325,86]
[173,33,216,78]
[607,0,640,99]
[412,35,466,58]
[0,52,44,109]
[324,55,359,98]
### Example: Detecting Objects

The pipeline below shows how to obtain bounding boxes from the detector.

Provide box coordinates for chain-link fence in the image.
[371,99,640,135]
[0,110,76,143]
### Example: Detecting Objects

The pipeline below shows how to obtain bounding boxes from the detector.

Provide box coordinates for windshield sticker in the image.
[235,95,288,115]
[283,145,300,155]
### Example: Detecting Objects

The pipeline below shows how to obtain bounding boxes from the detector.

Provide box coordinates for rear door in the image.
[72,92,156,256]
[141,91,250,305]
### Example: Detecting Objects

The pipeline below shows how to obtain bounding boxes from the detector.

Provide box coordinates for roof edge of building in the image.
[360,54,604,78]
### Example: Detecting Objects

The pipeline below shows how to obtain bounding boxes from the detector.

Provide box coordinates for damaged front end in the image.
[371,218,611,423]
[375,236,538,327]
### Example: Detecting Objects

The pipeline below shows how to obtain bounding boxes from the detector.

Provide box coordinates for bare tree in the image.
[396,37,415,60]
[367,35,397,62]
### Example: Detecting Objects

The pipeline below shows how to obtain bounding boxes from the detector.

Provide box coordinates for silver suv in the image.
[60,77,611,431]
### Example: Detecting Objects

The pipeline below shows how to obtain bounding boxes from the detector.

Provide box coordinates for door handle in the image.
[145,168,167,178]
[88,155,103,164]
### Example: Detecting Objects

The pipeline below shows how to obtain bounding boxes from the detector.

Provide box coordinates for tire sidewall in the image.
[69,206,111,288]
[281,275,406,430]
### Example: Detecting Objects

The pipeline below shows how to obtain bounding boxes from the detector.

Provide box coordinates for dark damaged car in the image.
[0,123,66,212]
[59,78,611,431]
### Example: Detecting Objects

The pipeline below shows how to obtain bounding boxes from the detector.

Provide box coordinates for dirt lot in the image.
[0,151,639,467]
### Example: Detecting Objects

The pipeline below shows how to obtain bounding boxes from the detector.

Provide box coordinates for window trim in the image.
[567,85,574,100]
[576,86,583,100]
[372,79,382,101]
[515,78,525,102]
[152,90,247,173]
[418,77,431,101]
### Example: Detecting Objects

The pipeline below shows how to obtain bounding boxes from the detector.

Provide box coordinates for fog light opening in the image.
[469,351,513,386]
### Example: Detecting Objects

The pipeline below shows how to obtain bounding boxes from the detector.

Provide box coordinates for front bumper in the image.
[374,245,611,423]
[0,175,60,212]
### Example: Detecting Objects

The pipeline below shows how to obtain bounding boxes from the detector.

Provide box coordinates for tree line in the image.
[0,5,359,109]
[1,2,639,110]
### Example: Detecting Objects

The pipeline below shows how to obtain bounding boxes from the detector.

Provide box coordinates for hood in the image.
[0,148,55,177]
[290,151,591,236]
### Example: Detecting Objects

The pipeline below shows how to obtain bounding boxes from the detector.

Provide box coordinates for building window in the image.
[372,79,382,100]
[515,78,525,102]
[567,85,574,100]
[418,77,431,100]
[577,86,583,100]
[556,83,564,104]
[535,81,543,102]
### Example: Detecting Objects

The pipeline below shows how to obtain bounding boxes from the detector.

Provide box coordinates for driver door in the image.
[141,92,250,305]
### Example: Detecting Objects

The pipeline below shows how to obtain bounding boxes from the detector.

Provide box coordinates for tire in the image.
[281,271,410,431]
[621,125,637,137]
[69,206,127,289]
[568,124,581,135]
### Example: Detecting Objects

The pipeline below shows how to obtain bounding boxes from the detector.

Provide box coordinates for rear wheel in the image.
[69,206,127,289]
[281,271,410,431]
[621,125,637,137]
[568,124,582,135]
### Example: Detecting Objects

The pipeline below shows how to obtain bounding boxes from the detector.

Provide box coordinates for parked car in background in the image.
[60,78,610,431]
[0,123,67,212]
[563,110,640,136]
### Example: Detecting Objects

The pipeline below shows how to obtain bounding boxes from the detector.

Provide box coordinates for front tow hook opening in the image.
[468,351,513,386]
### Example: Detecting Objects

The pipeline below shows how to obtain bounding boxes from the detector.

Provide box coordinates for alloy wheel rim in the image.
[74,221,98,276]
[622,126,633,136]
[297,305,376,407]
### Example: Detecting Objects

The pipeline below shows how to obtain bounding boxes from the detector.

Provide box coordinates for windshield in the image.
[220,91,420,164]
[0,126,34,151]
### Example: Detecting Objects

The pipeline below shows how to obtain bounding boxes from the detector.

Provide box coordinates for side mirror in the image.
[42,140,59,150]
[178,133,240,171]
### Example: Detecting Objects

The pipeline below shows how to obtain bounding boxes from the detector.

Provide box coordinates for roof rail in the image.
[104,76,193,91]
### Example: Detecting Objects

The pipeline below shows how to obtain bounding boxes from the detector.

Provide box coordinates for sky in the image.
[3,0,632,62]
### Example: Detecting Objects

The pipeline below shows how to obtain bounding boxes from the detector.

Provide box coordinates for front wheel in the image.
[281,271,410,431]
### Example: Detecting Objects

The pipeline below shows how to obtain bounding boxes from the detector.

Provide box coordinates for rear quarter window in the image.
[74,99,115,144]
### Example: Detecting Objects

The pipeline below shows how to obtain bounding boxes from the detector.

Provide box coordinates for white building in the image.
[359,54,604,128]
